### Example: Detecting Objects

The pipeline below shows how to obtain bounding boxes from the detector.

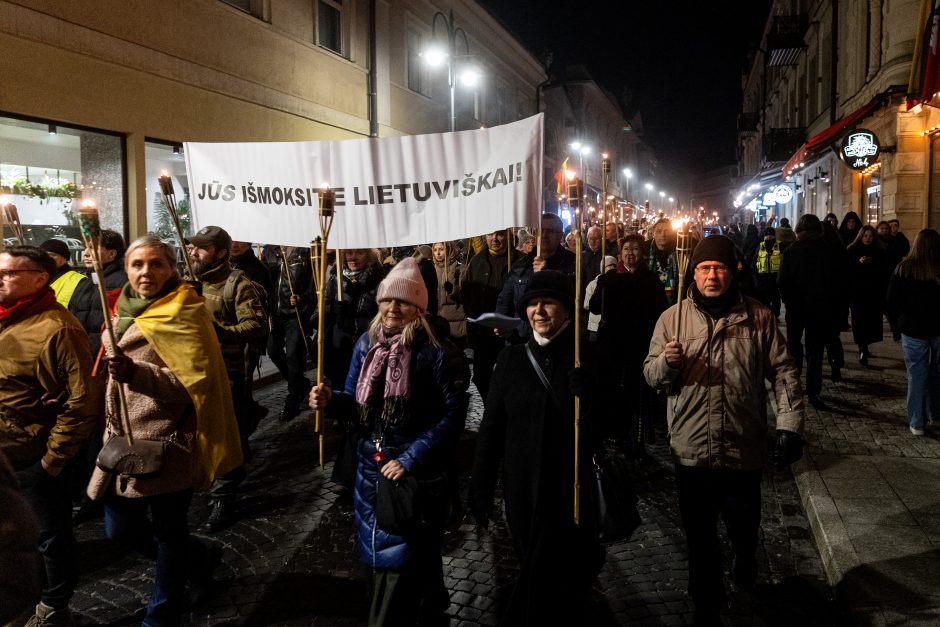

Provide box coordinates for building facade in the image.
[0,0,546,244]
[735,0,931,234]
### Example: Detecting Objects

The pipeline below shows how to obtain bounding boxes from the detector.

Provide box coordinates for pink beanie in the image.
[376,257,428,311]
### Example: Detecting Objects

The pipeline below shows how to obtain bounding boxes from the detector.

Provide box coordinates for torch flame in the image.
[82,199,96,209]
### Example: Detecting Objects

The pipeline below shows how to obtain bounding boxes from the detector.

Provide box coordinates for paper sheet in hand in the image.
[467,312,521,332]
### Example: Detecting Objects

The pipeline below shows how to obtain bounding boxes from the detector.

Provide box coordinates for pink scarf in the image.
[355,326,412,427]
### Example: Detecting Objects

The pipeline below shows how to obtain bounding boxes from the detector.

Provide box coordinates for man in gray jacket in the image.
[643,235,805,625]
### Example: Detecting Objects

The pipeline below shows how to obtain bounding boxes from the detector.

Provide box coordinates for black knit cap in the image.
[517,270,575,318]
[39,238,71,260]
[690,235,738,272]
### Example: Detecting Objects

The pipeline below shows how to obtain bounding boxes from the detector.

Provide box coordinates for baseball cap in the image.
[186,225,232,251]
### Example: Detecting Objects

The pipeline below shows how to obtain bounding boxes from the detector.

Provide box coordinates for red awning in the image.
[781,96,882,176]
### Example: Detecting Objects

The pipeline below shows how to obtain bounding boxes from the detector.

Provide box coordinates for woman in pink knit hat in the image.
[310,257,470,626]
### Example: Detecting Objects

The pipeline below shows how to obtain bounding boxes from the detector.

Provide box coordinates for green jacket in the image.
[198,261,267,376]
[0,296,99,472]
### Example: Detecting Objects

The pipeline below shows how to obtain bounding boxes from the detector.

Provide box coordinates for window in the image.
[219,0,266,18]
[406,28,431,96]
[144,140,191,244]
[0,115,125,251]
[318,0,344,56]
[220,0,252,11]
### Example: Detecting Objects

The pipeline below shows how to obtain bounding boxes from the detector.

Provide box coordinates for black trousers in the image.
[675,465,762,613]
[16,460,78,610]
[785,313,828,397]
[267,314,309,407]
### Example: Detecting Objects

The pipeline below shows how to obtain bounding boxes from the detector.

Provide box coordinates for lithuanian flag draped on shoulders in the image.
[133,283,243,487]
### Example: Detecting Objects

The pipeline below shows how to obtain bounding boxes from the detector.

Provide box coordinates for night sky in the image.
[477,1,773,181]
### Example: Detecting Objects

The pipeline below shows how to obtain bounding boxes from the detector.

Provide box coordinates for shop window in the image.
[144,140,191,246]
[318,0,345,56]
[0,115,124,255]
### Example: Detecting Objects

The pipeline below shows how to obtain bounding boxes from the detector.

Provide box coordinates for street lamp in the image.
[423,10,481,132]
[569,141,592,199]
[622,168,633,204]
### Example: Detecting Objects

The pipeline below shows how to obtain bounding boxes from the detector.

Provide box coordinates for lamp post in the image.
[622,168,633,204]
[570,142,591,205]
[423,10,480,133]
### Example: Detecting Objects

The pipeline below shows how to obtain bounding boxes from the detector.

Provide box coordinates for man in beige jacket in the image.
[644,235,804,626]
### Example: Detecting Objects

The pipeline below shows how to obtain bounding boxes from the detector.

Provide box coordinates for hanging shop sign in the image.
[761,192,775,206]
[773,184,793,204]
[838,129,881,171]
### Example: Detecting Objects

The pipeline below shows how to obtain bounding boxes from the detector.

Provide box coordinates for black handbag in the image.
[95,435,166,478]
[591,448,642,544]
[525,346,642,544]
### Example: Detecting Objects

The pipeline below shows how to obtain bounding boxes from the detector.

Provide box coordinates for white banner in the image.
[184,114,543,249]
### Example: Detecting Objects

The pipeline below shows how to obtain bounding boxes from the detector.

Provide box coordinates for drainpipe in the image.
[830,0,839,124]
[368,0,378,137]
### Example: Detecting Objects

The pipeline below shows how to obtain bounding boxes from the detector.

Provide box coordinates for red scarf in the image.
[0,287,57,323]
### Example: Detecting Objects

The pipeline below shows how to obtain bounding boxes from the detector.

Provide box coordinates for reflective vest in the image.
[756,242,781,274]
[49,269,86,307]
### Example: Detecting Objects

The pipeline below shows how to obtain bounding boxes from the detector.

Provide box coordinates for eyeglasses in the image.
[0,269,44,279]
[694,265,730,275]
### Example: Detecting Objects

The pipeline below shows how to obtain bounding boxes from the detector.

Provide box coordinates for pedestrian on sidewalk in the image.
[470,270,606,625]
[308,257,470,627]
[87,236,242,626]
[644,235,805,625]
[846,225,890,365]
[886,228,940,436]
[778,214,848,404]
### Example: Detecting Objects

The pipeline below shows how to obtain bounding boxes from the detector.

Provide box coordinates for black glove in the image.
[568,367,591,397]
[773,430,803,470]
[443,281,454,294]
[106,351,137,384]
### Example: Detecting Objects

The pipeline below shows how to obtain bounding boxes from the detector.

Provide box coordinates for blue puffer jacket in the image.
[339,328,469,570]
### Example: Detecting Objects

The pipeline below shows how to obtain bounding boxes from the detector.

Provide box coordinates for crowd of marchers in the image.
[1,211,938,627]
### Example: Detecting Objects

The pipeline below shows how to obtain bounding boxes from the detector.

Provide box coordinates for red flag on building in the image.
[908,0,940,109]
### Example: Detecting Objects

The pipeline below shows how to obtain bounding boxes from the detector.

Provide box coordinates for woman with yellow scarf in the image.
[87,235,241,626]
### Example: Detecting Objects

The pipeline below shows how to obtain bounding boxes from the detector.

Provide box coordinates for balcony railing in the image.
[767,15,808,67]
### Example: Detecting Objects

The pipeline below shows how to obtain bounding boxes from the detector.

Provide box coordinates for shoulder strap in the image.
[526,345,566,415]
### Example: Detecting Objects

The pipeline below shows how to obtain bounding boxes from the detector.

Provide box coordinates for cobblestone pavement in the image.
[69,359,846,626]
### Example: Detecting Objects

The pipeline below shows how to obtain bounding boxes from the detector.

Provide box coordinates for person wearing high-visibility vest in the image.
[39,239,87,309]
[753,227,781,317]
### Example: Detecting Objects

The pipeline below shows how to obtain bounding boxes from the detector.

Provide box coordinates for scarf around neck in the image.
[116,276,181,335]
[355,325,413,429]
[0,286,56,323]
[691,282,740,320]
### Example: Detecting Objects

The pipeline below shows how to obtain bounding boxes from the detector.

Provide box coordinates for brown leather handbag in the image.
[96,436,166,478]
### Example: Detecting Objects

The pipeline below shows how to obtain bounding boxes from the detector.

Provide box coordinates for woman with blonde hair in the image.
[309,257,469,625]
[87,235,241,626]
[887,229,940,436]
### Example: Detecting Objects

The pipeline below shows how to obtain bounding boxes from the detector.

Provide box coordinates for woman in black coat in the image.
[846,225,890,365]
[469,271,605,626]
